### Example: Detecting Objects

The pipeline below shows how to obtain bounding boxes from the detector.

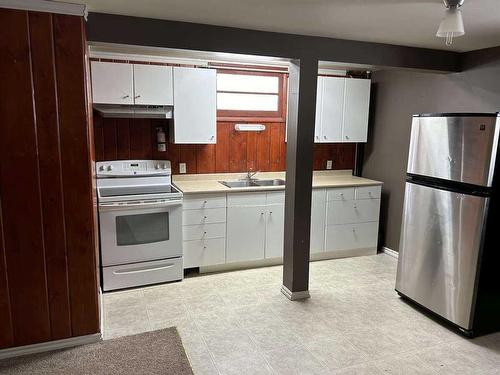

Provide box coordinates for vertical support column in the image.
[282,58,318,300]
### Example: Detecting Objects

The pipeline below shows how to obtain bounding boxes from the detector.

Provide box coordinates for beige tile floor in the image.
[103,254,500,375]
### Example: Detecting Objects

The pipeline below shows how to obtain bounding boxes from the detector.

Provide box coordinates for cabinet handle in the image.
[261,212,264,215]
[323,135,327,140]
[203,231,207,235]
[345,135,350,140]
[352,228,356,233]
[203,200,208,204]
[203,246,207,249]
[316,135,319,140]
[122,95,130,99]
[134,95,141,99]
[203,216,207,219]
[210,136,215,140]
[353,205,357,209]
[269,211,273,215]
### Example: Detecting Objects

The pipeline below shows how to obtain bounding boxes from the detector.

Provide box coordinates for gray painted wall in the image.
[362,47,500,251]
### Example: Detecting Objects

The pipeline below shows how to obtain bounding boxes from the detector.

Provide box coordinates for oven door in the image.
[99,199,182,266]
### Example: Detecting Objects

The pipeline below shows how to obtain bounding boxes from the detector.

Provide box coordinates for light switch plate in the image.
[326,160,333,170]
[179,163,187,174]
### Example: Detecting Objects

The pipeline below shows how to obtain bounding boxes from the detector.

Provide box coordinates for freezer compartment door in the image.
[407,116,499,187]
[396,182,488,330]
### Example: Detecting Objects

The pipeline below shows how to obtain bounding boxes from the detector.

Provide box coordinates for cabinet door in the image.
[91,61,133,104]
[314,77,324,143]
[226,206,266,263]
[318,76,344,143]
[172,67,217,144]
[265,204,285,258]
[133,64,173,105]
[343,78,371,142]
[310,189,326,254]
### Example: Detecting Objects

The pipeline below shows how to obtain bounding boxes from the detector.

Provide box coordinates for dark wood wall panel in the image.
[94,116,356,174]
[0,203,13,348]
[0,8,52,347]
[29,11,72,341]
[53,14,99,337]
[0,9,99,349]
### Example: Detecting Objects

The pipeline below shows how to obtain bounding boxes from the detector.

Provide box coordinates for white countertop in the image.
[173,170,382,194]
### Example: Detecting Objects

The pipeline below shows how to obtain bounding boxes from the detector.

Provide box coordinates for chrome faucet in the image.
[245,169,259,181]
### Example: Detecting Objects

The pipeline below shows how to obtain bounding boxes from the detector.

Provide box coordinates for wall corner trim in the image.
[0,0,87,17]
[382,246,399,259]
[0,333,102,360]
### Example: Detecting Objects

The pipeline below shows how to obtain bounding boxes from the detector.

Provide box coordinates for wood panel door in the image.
[0,9,99,349]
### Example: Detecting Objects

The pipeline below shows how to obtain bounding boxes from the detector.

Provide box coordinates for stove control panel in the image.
[96,160,172,177]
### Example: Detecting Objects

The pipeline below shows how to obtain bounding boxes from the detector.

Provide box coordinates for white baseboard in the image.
[0,333,102,360]
[281,285,310,301]
[199,247,377,274]
[382,246,399,259]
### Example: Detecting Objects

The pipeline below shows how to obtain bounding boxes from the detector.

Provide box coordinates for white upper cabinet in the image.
[316,76,344,143]
[313,76,371,144]
[133,64,173,105]
[172,67,217,144]
[91,61,134,105]
[91,61,173,106]
[343,78,371,142]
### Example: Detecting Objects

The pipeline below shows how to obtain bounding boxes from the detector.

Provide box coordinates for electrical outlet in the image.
[179,163,187,174]
[326,160,333,170]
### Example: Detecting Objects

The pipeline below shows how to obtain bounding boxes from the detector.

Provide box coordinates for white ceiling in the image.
[81,0,500,52]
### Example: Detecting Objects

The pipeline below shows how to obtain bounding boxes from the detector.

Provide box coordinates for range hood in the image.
[93,104,173,119]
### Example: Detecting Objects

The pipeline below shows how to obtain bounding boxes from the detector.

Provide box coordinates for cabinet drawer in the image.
[102,258,183,292]
[183,223,225,241]
[266,191,285,205]
[183,207,226,225]
[327,187,355,201]
[327,199,380,224]
[227,192,266,207]
[325,222,378,252]
[183,194,226,210]
[183,238,225,268]
[355,186,382,200]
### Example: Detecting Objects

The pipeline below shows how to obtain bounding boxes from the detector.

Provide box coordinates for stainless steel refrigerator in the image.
[396,113,500,337]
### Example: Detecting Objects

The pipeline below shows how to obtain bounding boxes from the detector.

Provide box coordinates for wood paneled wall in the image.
[0,9,99,349]
[94,116,356,173]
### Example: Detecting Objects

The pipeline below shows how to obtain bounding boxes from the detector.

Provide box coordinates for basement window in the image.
[216,70,286,121]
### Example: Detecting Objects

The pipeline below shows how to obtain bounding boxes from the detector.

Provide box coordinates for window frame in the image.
[216,69,287,122]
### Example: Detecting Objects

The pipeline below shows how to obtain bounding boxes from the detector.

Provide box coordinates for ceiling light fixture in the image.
[436,0,465,46]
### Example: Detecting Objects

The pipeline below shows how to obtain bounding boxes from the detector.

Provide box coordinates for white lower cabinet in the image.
[182,194,227,268]
[325,222,378,251]
[182,185,381,269]
[184,238,225,268]
[226,205,266,263]
[265,203,285,259]
[226,191,285,262]
[310,189,326,254]
[324,185,381,254]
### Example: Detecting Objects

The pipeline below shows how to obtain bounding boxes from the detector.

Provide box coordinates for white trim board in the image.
[281,285,311,301]
[382,246,399,259]
[0,333,102,360]
[0,0,87,17]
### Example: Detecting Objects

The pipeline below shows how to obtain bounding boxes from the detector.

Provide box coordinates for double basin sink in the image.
[219,179,286,188]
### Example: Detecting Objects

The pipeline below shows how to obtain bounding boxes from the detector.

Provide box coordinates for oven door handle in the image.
[99,199,183,211]
[113,263,177,275]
